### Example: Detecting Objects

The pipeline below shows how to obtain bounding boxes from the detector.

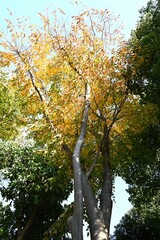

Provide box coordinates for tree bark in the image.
[82,173,109,240]
[100,160,112,234]
[100,124,113,234]
[69,83,90,240]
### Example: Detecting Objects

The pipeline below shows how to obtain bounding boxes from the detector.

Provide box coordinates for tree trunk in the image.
[17,205,39,240]
[67,85,113,240]
[69,154,83,240]
[69,83,90,240]
[82,173,109,240]
[100,160,112,234]
[100,124,113,235]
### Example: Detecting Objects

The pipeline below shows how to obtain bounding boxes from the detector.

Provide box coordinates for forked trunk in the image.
[82,174,109,240]
[69,83,90,240]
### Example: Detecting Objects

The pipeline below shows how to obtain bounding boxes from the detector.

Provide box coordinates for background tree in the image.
[117,0,160,214]
[112,207,160,240]
[0,140,72,240]
[112,1,160,239]
[112,128,160,239]
[0,6,157,240]
[129,0,160,104]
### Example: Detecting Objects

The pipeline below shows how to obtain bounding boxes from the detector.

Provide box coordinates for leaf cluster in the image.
[129,0,160,104]
[0,141,72,239]
[112,206,160,240]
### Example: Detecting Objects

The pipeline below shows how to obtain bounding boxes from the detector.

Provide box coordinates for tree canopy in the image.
[0,3,159,240]
[112,1,160,239]
[117,0,160,210]
[129,0,160,104]
[112,207,160,240]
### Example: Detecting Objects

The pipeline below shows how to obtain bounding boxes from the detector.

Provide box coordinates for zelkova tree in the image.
[0,8,157,239]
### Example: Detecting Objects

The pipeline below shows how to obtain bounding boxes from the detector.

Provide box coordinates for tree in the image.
[0,140,72,240]
[115,124,160,203]
[112,2,160,238]
[0,7,157,240]
[129,0,160,104]
[112,207,160,240]
[105,3,160,235]
[118,0,160,213]
[112,127,160,239]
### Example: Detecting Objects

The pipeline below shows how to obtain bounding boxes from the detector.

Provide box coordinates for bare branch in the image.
[108,90,128,133]
[86,147,100,178]
[27,70,44,101]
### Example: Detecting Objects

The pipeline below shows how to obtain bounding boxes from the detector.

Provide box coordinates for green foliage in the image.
[116,124,160,205]
[112,207,160,240]
[0,71,18,139]
[44,204,73,240]
[120,0,160,211]
[114,5,160,238]
[0,141,72,239]
[129,0,160,104]
[0,202,14,239]
[113,124,160,239]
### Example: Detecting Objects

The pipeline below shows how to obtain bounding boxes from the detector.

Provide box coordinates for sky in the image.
[0,0,148,39]
[0,0,149,238]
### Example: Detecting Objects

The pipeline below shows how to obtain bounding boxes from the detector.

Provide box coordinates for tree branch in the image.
[27,69,44,101]
[17,204,40,240]
[86,147,100,178]
[108,90,128,133]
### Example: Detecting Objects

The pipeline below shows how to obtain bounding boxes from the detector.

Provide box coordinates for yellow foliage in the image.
[0,51,15,67]
[0,7,157,154]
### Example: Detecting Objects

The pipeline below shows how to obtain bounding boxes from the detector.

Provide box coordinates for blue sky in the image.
[1,0,148,39]
[0,0,149,238]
